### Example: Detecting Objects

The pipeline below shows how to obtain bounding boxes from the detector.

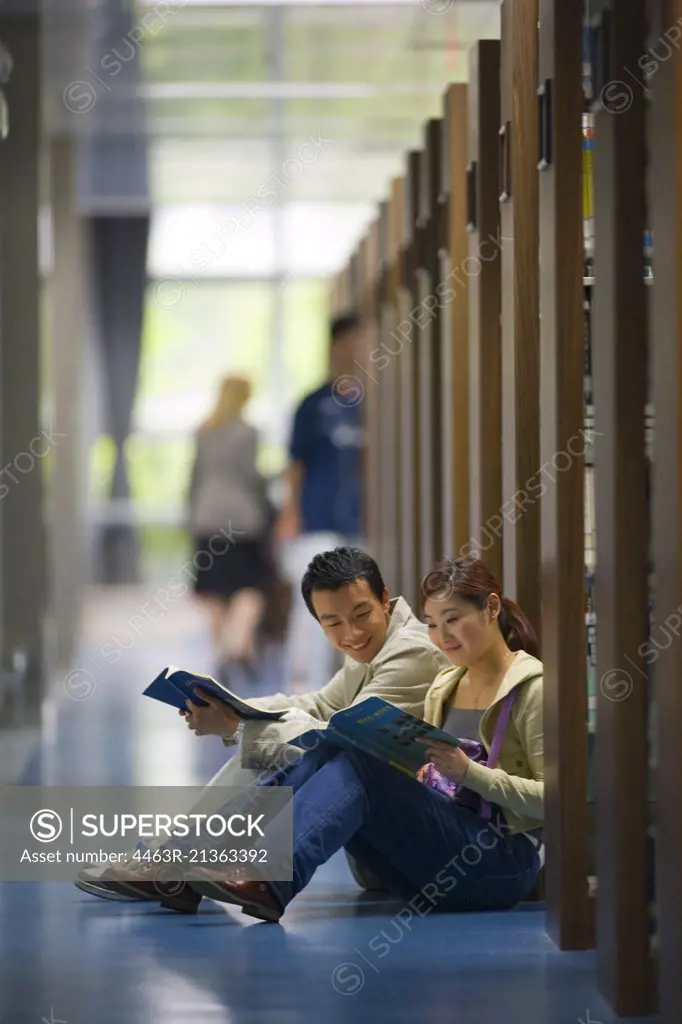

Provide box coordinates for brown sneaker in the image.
[189,866,283,922]
[98,861,201,914]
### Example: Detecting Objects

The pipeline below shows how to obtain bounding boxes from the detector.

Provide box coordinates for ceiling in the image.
[39,0,501,272]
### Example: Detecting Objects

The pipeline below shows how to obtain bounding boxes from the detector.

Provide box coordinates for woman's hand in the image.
[184,689,241,738]
[423,740,471,784]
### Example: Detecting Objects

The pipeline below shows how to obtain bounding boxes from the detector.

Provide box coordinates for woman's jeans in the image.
[260,742,541,912]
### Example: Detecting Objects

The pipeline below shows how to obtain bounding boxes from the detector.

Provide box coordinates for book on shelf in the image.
[585,570,597,733]
[585,466,596,575]
[583,284,592,386]
[582,111,594,255]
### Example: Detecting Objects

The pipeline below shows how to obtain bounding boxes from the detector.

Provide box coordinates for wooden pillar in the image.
[343,266,352,310]
[537,0,590,952]
[360,224,382,564]
[330,273,342,316]
[384,180,406,596]
[591,0,652,1015]
[648,1,682,1020]
[397,152,423,608]
[348,252,360,314]
[376,199,400,592]
[466,43,502,582]
[499,0,541,637]
[417,120,444,577]
[355,239,371,550]
[334,267,349,316]
[440,85,470,561]
[336,268,352,316]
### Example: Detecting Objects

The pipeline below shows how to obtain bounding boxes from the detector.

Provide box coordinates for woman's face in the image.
[423,592,499,665]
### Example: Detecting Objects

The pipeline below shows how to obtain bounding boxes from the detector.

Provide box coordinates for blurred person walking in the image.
[188,375,268,678]
[275,314,366,689]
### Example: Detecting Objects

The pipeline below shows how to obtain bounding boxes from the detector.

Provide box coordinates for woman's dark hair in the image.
[421,556,539,657]
[301,547,385,619]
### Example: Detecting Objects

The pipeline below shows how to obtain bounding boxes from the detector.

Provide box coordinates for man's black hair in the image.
[301,546,385,618]
[330,313,360,344]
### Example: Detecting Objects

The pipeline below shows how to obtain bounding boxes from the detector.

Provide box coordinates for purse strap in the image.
[476,690,516,822]
[486,671,543,765]
[485,690,517,769]
[477,675,541,821]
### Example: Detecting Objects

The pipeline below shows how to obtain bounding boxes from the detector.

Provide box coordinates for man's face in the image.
[311,578,390,664]
[331,328,363,374]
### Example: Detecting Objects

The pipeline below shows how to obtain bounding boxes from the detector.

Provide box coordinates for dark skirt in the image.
[192,536,266,600]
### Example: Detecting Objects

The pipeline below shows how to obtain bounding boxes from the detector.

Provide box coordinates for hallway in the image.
[0,591,646,1024]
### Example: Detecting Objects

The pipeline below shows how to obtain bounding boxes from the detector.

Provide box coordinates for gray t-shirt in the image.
[442,706,484,742]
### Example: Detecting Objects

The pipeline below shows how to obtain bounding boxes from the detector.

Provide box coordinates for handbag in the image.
[416,690,517,821]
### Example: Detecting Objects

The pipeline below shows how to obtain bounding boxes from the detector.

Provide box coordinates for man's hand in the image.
[423,740,471,783]
[280,708,317,726]
[183,689,241,738]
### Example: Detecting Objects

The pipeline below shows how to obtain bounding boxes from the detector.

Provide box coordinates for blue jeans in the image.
[260,742,541,912]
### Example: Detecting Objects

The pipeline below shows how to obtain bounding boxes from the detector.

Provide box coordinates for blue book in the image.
[291,696,462,775]
[143,665,285,721]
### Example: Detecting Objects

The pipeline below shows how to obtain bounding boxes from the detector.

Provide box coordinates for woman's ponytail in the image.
[499,596,539,657]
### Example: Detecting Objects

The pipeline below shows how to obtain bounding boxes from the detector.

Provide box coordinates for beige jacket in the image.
[424,651,544,835]
[239,596,449,768]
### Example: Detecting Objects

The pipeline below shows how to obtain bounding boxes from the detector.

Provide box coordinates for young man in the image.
[276,314,366,690]
[76,547,449,903]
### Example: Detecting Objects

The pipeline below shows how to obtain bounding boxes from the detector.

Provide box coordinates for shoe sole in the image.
[74,877,143,902]
[190,880,281,922]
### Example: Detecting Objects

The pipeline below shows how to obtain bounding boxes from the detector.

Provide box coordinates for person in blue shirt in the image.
[276,314,366,688]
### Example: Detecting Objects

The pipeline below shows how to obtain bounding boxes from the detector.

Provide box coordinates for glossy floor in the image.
[0,590,656,1023]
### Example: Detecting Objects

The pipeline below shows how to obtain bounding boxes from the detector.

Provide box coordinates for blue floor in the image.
[0,594,657,1023]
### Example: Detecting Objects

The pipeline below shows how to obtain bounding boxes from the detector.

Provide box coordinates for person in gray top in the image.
[187,375,268,671]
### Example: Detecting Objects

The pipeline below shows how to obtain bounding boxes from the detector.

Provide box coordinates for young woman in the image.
[190,556,545,920]
[187,375,268,674]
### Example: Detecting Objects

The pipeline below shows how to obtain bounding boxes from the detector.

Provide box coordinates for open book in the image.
[291,696,461,774]
[142,666,285,721]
